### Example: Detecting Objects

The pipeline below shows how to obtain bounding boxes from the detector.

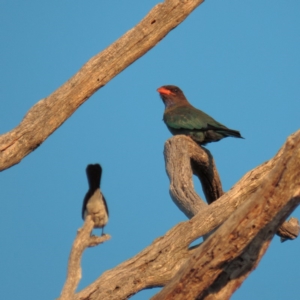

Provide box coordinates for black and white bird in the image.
[82,164,109,235]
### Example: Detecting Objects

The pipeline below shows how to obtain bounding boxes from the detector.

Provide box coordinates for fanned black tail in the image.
[86,164,102,189]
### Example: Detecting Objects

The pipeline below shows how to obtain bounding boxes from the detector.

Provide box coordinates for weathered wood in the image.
[71,131,300,300]
[277,217,300,242]
[58,216,110,300]
[152,131,300,300]
[164,135,299,241]
[164,136,223,218]
[0,0,205,171]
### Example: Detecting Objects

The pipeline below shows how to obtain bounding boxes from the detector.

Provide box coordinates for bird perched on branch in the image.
[82,164,109,235]
[157,85,243,145]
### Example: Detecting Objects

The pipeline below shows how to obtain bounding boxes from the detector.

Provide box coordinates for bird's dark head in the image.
[157,85,188,108]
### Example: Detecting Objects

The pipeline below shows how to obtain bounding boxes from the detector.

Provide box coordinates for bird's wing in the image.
[164,106,224,131]
[102,195,109,217]
[82,192,90,219]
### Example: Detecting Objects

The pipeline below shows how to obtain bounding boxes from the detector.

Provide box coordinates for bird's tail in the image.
[207,124,244,139]
[86,164,102,189]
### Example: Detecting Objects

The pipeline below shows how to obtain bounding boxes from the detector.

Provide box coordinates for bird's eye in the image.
[173,88,178,93]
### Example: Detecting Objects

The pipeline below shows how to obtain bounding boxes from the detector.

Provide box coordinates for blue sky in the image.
[0,1,299,299]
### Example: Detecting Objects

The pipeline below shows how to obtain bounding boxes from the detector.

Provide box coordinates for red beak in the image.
[157,87,174,95]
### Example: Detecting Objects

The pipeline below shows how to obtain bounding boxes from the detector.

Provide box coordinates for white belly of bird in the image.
[85,189,108,228]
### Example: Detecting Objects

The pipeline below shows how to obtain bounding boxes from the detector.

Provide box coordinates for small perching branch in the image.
[0,0,205,171]
[72,131,300,300]
[58,216,110,300]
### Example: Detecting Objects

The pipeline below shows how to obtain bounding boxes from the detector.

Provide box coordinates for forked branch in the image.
[164,135,300,241]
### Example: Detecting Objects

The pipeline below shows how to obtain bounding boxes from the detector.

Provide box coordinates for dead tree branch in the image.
[0,0,205,171]
[58,216,110,300]
[69,131,300,300]
[164,135,300,240]
[164,135,223,218]
[153,132,300,300]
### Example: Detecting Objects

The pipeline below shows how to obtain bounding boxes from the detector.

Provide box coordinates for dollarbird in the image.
[82,163,109,235]
[157,85,243,145]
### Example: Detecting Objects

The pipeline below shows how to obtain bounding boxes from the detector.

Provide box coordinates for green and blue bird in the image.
[157,85,243,145]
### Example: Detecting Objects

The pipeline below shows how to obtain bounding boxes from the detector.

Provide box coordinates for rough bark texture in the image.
[164,135,300,241]
[66,131,300,300]
[153,132,300,299]
[164,136,223,218]
[59,216,110,300]
[0,0,205,171]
